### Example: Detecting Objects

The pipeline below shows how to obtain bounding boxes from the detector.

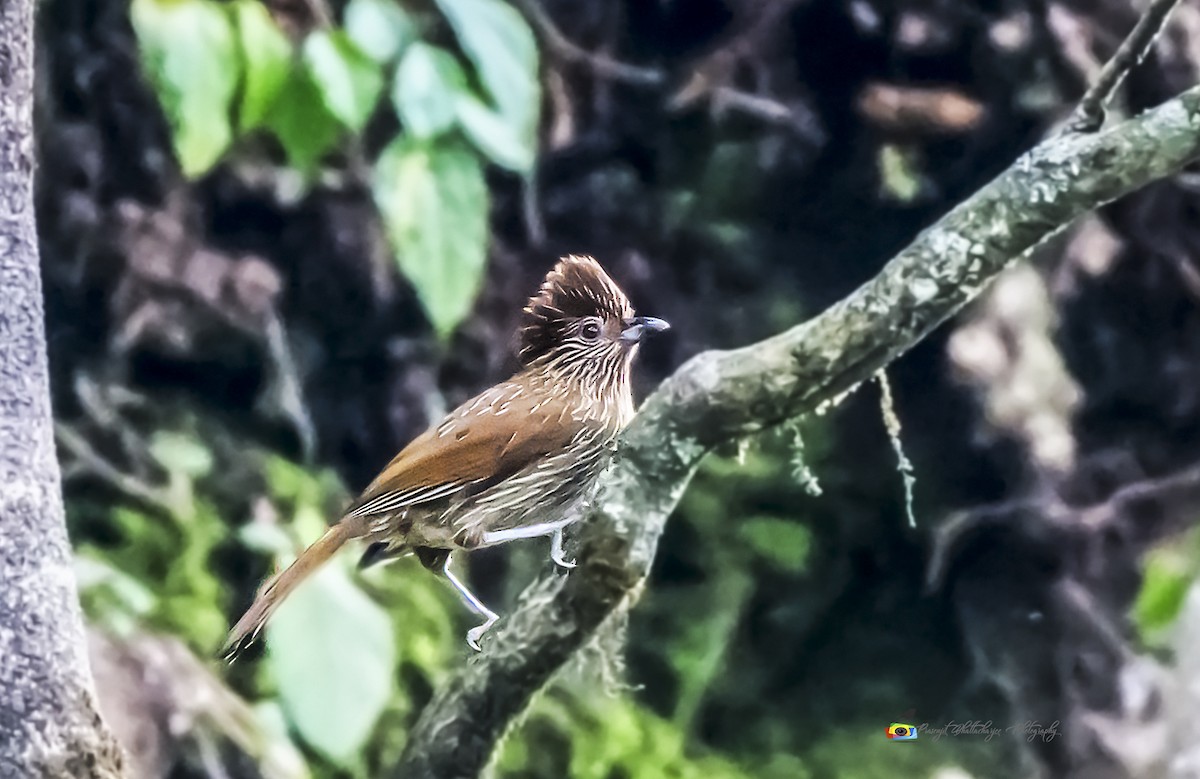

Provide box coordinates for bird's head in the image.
[518,255,669,373]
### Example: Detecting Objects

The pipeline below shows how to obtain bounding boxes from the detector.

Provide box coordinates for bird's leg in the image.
[442,552,498,651]
[550,527,575,570]
[480,517,577,570]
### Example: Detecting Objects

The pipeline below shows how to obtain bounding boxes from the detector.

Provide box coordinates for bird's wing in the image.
[343,380,580,519]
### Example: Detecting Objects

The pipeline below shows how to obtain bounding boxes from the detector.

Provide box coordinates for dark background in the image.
[34,0,1200,776]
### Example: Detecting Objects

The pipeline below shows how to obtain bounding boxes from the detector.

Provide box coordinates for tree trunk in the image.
[0,0,124,775]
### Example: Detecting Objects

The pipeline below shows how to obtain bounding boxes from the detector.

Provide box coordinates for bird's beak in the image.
[621,316,671,344]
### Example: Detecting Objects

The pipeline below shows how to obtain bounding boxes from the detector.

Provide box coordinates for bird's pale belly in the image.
[367,446,612,554]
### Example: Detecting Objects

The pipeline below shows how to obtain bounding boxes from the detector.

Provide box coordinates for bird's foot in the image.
[443,552,500,651]
[466,614,499,651]
[551,527,576,570]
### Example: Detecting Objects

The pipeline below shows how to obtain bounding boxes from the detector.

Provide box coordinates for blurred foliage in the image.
[636,426,824,742]
[800,725,993,779]
[76,430,230,649]
[1133,525,1200,644]
[75,431,458,776]
[251,460,397,766]
[496,688,757,779]
[131,0,539,338]
[70,413,987,776]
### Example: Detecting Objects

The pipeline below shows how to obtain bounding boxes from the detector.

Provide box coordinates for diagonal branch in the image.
[515,0,664,86]
[1065,0,1184,132]
[395,80,1200,777]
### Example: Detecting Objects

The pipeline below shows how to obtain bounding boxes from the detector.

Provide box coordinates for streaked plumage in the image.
[224,255,668,655]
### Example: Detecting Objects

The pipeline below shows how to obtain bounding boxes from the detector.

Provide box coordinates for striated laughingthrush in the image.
[224,255,668,655]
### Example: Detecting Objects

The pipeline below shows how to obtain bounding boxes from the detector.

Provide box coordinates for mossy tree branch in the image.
[395,81,1200,779]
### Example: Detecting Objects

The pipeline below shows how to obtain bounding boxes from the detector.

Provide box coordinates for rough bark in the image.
[396,85,1200,777]
[0,0,124,775]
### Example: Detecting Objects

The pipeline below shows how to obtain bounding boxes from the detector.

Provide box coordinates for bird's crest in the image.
[519,255,634,364]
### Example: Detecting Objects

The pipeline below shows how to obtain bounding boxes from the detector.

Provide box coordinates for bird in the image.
[223,255,669,656]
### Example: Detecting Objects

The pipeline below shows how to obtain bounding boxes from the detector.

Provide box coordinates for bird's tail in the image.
[222,517,368,660]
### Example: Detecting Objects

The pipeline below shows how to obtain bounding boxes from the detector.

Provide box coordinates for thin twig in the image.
[298,0,332,30]
[1159,249,1200,303]
[521,173,546,247]
[521,0,812,135]
[710,86,823,142]
[1064,0,1183,133]
[259,310,316,463]
[711,86,793,123]
[516,0,665,86]
[721,0,807,61]
[670,76,814,137]
[55,422,176,514]
[927,458,1200,590]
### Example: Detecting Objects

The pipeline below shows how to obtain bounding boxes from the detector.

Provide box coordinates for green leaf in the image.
[232,0,293,130]
[237,522,295,556]
[250,702,311,778]
[303,29,384,131]
[131,0,239,176]
[265,68,343,172]
[435,0,540,172]
[373,138,489,338]
[1134,552,1193,634]
[455,94,533,171]
[392,42,468,139]
[345,0,415,64]
[262,454,343,508]
[263,455,317,503]
[149,431,213,478]
[738,517,811,573]
[75,554,158,620]
[267,540,396,765]
[879,143,923,203]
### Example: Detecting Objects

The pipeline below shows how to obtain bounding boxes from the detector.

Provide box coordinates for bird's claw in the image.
[466,616,498,651]
[551,528,576,570]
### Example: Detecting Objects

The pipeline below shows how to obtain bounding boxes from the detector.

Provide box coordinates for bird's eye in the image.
[579,318,602,342]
